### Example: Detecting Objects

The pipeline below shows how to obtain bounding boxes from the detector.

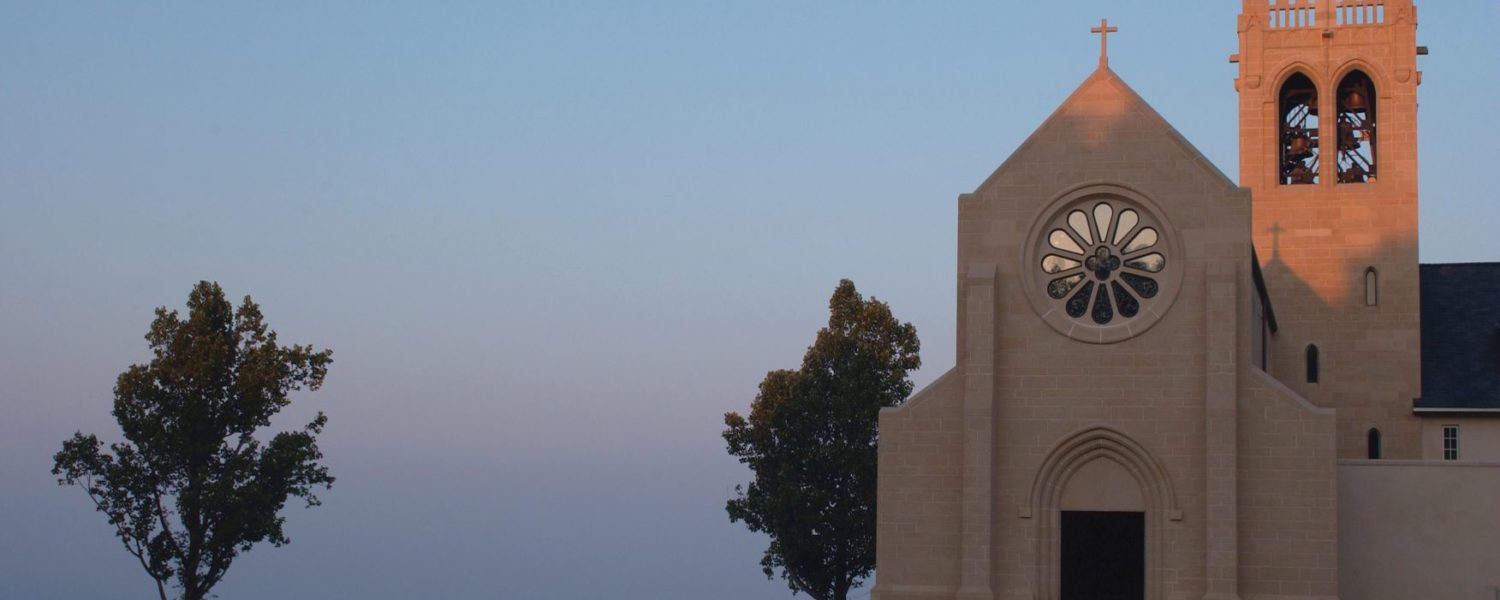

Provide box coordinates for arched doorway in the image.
[1060,458,1146,600]
[1027,427,1180,600]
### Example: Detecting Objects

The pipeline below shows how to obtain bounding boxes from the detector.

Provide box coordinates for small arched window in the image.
[1364,267,1379,306]
[1306,344,1320,384]
[1279,73,1320,185]
[1367,428,1382,459]
[1336,70,1377,183]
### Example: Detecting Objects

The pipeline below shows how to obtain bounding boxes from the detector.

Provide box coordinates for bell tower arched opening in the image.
[1279,73,1320,185]
[1337,70,1378,183]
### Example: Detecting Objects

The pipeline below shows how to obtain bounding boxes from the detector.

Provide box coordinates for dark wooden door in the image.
[1060,510,1145,600]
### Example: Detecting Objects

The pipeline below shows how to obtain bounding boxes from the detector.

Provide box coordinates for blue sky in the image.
[2,2,1495,598]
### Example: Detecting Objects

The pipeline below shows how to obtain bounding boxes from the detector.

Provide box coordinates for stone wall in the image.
[1338,460,1500,599]
[1237,369,1340,600]
[874,369,963,598]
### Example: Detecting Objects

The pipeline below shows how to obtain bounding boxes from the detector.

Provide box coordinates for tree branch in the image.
[153,492,186,571]
[76,483,166,600]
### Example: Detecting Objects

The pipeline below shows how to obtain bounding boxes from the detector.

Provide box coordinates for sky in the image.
[2,2,1496,598]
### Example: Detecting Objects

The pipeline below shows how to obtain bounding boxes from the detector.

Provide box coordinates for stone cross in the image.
[1091,18,1118,66]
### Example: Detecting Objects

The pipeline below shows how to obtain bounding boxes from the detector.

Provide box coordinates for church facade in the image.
[871,2,1500,599]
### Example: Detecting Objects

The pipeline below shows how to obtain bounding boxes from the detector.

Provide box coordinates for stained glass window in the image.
[1039,202,1165,326]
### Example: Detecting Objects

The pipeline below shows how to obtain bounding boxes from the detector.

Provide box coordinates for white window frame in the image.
[1442,425,1459,461]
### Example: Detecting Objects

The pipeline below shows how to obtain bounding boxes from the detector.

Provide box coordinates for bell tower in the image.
[1235,0,1423,458]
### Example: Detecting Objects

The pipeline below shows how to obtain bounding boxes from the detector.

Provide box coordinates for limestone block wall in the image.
[1236,0,1424,460]
[1338,460,1500,599]
[984,281,1213,600]
[875,60,1355,600]
[1237,370,1339,600]
[955,68,1253,599]
[874,369,963,598]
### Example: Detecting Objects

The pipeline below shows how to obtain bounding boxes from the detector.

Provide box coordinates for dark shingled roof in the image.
[1418,263,1500,410]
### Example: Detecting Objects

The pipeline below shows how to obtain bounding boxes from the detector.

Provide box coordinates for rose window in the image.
[1039,202,1165,325]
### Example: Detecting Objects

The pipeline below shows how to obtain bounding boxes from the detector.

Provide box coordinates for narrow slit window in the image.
[1367,428,1381,459]
[1305,344,1320,384]
[1442,425,1459,461]
[1364,267,1379,306]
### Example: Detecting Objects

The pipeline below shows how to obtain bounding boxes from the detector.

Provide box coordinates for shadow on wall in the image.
[1255,223,1421,457]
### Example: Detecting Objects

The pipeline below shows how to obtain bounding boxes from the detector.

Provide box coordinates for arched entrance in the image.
[1027,427,1180,600]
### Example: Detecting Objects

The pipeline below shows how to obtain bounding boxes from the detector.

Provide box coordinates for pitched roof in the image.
[1418,262,1500,411]
[974,65,1239,194]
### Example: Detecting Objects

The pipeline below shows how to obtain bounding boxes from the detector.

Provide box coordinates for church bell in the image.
[1287,134,1316,159]
[1340,78,1372,114]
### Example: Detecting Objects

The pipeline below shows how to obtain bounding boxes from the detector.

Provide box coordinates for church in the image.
[871,1,1500,599]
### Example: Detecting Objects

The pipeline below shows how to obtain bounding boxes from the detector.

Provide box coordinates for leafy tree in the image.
[723,279,920,600]
[52,281,334,600]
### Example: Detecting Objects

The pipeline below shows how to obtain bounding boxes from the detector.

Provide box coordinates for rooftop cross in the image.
[1091,18,1118,67]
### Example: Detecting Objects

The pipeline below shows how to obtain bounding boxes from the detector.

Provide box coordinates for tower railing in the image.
[1256,0,1406,29]
[1333,0,1386,26]
[1267,0,1318,29]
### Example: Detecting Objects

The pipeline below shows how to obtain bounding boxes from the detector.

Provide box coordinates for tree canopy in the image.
[723,279,920,600]
[52,281,334,600]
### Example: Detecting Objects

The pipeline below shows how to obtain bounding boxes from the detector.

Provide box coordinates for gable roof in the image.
[1417,262,1500,412]
[976,65,1240,194]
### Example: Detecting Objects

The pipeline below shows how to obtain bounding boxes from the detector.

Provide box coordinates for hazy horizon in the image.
[3,2,1496,598]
